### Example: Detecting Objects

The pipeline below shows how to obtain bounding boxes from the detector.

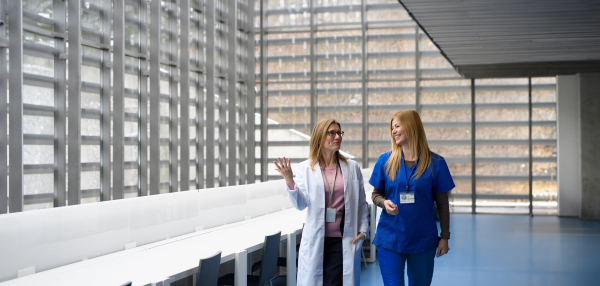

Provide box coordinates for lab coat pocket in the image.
[351,179,360,197]
[354,238,364,254]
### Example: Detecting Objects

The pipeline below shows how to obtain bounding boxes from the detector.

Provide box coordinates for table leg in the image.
[235,250,248,286]
[286,233,296,286]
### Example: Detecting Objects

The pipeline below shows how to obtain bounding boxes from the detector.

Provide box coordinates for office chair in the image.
[196,251,222,286]
[217,231,282,286]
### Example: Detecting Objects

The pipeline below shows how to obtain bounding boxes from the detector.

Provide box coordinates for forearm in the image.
[371,187,386,209]
[286,181,308,210]
[434,191,450,240]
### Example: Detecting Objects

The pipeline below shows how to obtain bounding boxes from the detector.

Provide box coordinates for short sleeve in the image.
[369,153,388,190]
[433,156,455,193]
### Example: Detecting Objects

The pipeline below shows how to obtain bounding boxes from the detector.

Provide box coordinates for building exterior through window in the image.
[0,0,557,215]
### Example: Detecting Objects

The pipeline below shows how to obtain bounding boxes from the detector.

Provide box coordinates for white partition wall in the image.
[198,185,249,229]
[0,179,297,282]
[128,190,201,245]
[0,199,131,281]
[247,180,288,217]
[0,191,204,281]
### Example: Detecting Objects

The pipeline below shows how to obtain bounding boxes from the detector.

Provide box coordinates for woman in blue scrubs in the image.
[370,110,454,286]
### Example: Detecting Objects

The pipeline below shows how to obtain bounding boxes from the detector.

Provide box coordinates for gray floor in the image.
[360,214,600,286]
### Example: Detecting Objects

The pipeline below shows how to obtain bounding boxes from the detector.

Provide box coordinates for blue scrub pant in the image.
[378,247,436,286]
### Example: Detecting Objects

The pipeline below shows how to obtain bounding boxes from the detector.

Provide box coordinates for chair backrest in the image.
[196,251,222,286]
[257,231,282,285]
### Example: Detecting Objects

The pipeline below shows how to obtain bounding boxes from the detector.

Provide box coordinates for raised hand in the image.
[274,157,294,184]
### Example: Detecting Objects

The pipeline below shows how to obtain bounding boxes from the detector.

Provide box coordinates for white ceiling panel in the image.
[398,0,600,78]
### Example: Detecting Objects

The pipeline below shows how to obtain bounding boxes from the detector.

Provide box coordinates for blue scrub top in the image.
[370,151,455,254]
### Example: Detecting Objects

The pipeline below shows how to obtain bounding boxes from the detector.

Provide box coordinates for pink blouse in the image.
[286,165,345,237]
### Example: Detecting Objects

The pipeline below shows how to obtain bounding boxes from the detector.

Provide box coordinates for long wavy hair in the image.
[386,110,432,181]
[308,119,348,171]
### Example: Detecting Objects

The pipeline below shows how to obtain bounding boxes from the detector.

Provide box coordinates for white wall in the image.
[556,75,581,217]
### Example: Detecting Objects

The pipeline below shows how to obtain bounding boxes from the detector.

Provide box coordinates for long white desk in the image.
[0,208,306,286]
[0,169,374,286]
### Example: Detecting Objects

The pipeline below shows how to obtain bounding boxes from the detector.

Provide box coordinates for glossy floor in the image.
[360,214,600,286]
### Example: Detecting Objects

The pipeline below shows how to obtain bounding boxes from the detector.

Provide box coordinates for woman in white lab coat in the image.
[274,119,369,286]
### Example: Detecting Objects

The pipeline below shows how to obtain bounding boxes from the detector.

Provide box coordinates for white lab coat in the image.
[287,159,370,286]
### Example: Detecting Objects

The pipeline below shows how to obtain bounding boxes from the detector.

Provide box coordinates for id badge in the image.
[400,192,415,204]
[326,208,337,222]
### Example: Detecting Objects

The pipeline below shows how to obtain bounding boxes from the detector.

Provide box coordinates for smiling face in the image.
[391,117,408,146]
[321,123,342,154]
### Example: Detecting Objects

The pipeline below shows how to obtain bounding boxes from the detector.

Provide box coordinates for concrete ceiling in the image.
[398,0,600,78]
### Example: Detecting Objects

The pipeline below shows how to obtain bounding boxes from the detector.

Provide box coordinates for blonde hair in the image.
[308,119,348,171]
[386,110,432,181]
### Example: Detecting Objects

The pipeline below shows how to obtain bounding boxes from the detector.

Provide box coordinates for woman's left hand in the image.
[352,232,366,244]
[436,239,449,258]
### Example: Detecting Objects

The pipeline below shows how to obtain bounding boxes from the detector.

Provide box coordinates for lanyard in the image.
[403,153,418,193]
[321,163,338,208]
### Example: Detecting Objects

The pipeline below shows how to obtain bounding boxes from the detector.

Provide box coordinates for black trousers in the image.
[323,237,343,286]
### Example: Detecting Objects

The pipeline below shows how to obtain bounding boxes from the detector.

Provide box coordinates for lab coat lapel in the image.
[313,162,325,200]
[339,159,350,199]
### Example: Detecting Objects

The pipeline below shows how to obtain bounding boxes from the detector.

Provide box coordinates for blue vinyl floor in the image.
[360,214,600,286]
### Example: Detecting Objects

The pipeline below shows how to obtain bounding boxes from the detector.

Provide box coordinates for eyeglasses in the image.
[326,131,344,138]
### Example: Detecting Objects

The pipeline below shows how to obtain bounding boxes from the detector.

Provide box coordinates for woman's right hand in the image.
[274,157,294,184]
[384,200,399,215]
